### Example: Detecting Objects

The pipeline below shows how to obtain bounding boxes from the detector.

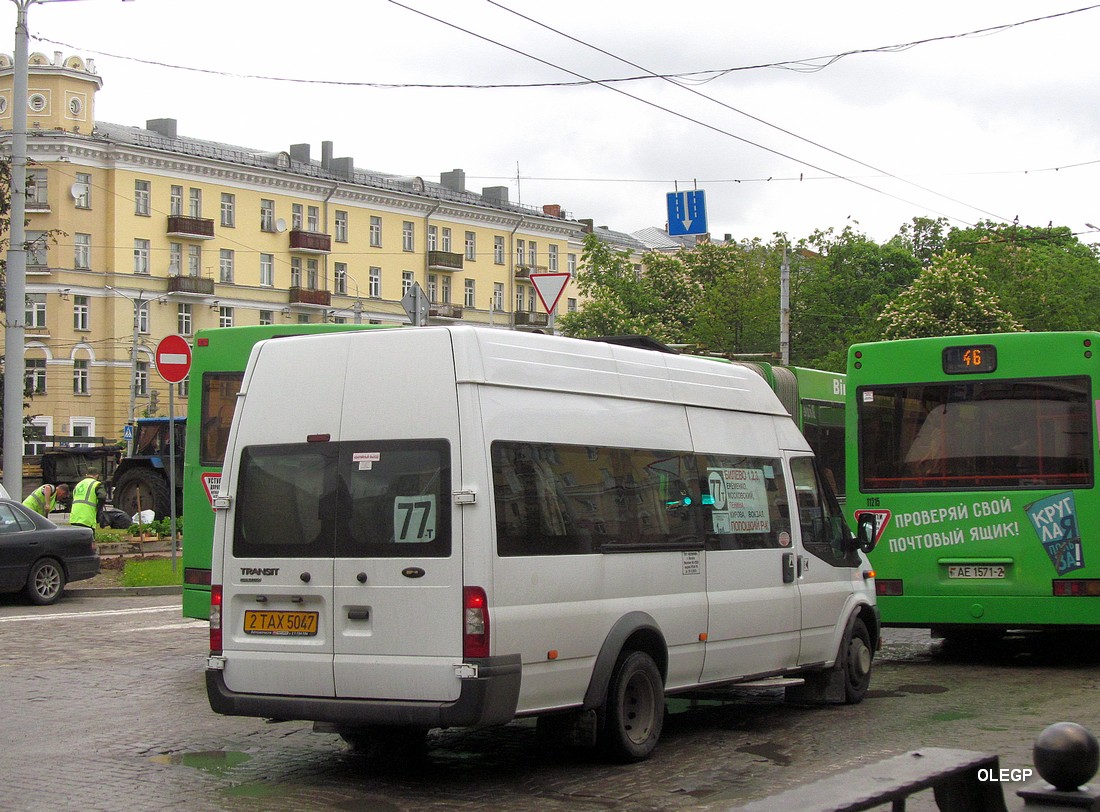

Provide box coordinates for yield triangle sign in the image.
[529,272,571,313]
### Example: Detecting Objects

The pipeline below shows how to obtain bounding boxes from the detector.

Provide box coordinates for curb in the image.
[66,585,183,598]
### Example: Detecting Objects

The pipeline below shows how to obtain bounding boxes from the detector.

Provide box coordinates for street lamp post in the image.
[106,286,167,456]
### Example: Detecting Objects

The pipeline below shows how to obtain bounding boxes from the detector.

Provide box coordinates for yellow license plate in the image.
[243,610,319,636]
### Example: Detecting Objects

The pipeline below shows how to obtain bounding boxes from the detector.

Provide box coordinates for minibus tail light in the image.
[210,584,223,654]
[463,586,490,658]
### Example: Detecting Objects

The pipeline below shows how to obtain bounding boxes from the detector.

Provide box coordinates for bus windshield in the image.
[859,376,1093,492]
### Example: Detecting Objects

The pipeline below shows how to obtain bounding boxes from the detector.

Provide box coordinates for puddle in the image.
[736,742,792,766]
[150,750,251,776]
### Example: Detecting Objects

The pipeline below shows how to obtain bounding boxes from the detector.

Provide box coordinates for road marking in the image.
[0,605,180,624]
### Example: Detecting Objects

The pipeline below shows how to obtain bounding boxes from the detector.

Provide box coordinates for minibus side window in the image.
[699,455,791,550]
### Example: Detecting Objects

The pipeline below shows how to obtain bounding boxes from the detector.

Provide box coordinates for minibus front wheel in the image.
[599,650,665,762]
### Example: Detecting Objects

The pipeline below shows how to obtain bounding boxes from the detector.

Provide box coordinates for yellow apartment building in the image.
[0,51,587,452]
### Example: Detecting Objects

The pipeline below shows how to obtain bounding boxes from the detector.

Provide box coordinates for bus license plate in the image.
[948,566,1006,579]
[244,610,318,636]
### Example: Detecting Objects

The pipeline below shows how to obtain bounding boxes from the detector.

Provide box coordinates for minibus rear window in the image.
[233,439,450,559]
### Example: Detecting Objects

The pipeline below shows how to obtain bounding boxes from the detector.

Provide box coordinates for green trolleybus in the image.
[848,332,1099,636]
[181,323,393,619]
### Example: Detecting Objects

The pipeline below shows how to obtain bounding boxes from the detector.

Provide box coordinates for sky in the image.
[4,0,1100,245]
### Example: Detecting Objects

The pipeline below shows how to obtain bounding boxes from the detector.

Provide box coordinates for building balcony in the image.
[289,230,332,253]
[427,251,463,272]
[166,215,215,239]
[167,275,215,295]
[514,311,549,328]
[289,287,331,306]
[514,264,547,280]
[429,303,463,320]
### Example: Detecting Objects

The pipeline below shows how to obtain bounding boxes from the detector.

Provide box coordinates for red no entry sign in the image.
[155,334,192,383]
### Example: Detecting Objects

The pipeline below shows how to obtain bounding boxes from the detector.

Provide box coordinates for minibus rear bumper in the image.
[206,654,522,729]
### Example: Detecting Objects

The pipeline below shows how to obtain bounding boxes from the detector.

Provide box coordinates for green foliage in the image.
[878,250,1023,339]
[127,515,182,538]
[121,556,183,588]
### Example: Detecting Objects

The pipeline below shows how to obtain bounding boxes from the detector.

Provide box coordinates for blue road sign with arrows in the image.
[667,190,708,236]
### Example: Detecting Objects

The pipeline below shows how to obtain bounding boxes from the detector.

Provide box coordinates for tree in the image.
[688,238,780,355]
[878,249,1023,339]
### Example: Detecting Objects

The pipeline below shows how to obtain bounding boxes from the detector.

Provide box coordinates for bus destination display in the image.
[942,344,997,374]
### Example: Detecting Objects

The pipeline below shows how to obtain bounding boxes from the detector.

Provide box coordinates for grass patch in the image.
[121,557,184,588]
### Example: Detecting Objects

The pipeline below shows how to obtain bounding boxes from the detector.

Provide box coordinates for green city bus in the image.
[847,332,1100,637]
[181,323,393,619]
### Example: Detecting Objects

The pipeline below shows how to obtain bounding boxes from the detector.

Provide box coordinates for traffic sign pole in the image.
[154,335,190,573]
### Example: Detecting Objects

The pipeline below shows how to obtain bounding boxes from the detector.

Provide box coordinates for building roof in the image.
[631,226,699,251]
[588,225,648,252]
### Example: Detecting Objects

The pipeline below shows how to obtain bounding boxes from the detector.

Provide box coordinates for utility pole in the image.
[780,243,790,366]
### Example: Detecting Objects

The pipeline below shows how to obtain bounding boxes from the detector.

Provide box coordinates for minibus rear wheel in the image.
[600,650,665,762]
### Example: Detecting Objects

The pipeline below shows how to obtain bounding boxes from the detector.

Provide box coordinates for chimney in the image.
[331,156,354,179]
[441,169,466,193]
[321,141,333,170]
[579,218,594,233]
[146,118,177,139]
[542,204,562,218]
[482,186,509,205]
[289,143,311,164]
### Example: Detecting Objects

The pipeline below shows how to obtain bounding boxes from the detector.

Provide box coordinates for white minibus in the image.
[206,326,878,761]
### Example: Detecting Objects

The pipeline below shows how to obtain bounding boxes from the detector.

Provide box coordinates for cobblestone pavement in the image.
[1,592,1097,812]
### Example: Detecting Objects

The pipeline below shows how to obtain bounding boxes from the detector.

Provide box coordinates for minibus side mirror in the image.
[856,513,878,554]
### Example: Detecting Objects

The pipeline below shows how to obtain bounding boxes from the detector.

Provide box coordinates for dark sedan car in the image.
[0,499,99,605]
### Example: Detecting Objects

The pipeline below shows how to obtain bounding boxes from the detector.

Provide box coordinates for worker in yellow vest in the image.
[22,482,70,517]
[70,475,105,530]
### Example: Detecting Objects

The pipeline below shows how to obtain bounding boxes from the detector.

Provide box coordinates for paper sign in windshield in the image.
[707,467,769,534]
[393,494,437,543]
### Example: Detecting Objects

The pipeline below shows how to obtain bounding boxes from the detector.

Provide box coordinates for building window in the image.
[73,295,89,331]
[219,249,234,283]
[290,257,302,287]
[370,216,382,247]
[27,168,48,207]
[219,306,234,328]
[494,236,505,264]
[427,225,437,252]
[548,244,559,271]
[515,285,524,311]
[188,187,202,218]
[169,242,182,276]
[27,230,48,267]
[177,379,189,398]
[25,294,46,328]
[528,287,536,311]
[402,271,414,296]
[260,199,275,231]
[493,282,504,311]
[187,244,202,277]
[134,179,151,216]
[441,275,451,304]
[306,258,318,290]
[73,358,89,395]
[260,253,274,287]
[297,314,310,325]
[135,361,149,397]
[292,203,303,231]
[568,253,577,276]
[427,274,438,303]
[307,206,320,232]
[369,266,381,297]
[138,305,149,335]
[170,185,183,216]
[441,227,452,252]
[465,231,476,261]
[259,309,274,326]
[74,233,91,269]
[567,297,578,313]
[402,221,414,252]
[528,242,537,267]
[334,262,348,295]
[74,172,91,208]
[464,278,476,308]
[177,303,192,336]
[220,193,235,227]
[516,239,525,266]
[335,210,348,242]
[25,357,46,395]
[134,239,151,275]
